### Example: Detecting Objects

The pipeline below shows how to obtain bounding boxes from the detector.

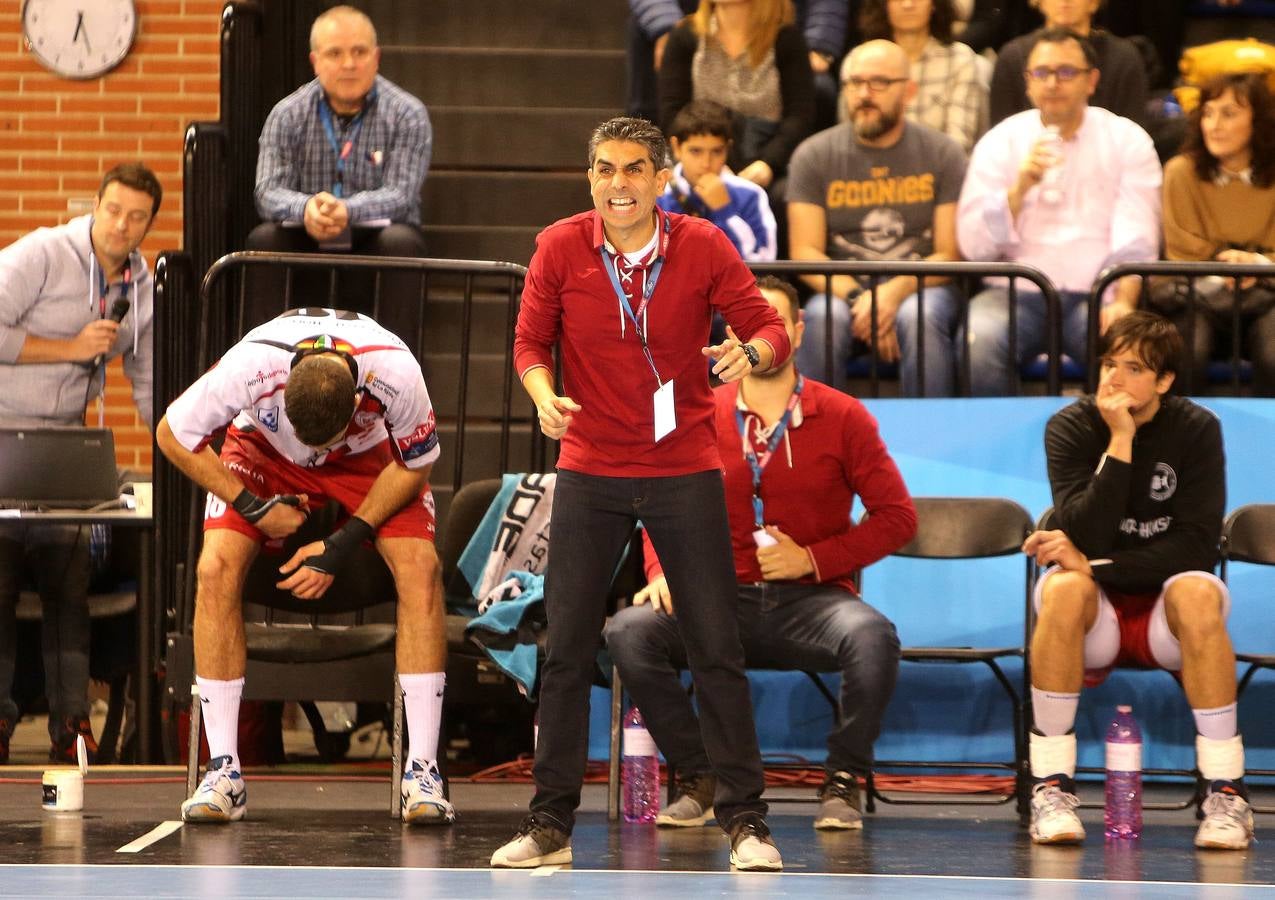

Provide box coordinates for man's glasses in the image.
[1025,65,1091,83]
[844,76,907,93]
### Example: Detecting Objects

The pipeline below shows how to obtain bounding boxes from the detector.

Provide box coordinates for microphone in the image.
[93,297,131,368]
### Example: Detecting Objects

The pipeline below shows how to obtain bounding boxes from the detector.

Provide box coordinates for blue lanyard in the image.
[600,246,666,386]
[317,96,370,199]
[736,374,804,528]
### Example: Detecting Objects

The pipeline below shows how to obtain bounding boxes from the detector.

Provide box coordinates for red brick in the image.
[61,136,142,154]
[102,74,183,93]
[182,77,221,96]
[132,36,183,55]
[6,97,58,112]
[22,75,104,94]
[0,174,59,191]
[181,38,219,56]
[21,115,101,133]
[0,134,60,152]
[61,96,140,114]
[142,56,216,75]
[20,195,73,212]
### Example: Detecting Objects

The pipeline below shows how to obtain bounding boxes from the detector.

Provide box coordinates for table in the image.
[0,507,156,762]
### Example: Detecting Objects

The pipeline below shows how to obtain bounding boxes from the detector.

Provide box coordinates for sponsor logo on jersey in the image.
[257,406,279,431]
[1150,463,1177,502]
[397,412,438,461]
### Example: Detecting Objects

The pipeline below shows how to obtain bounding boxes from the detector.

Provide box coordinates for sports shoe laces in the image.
[730,815,773,846]
[518,813,567,846]
[1202,790,1248,826]
[820,774,858,804]
[1033,781,1079,812]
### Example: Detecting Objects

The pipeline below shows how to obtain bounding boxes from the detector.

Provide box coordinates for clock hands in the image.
[72,11,92,53]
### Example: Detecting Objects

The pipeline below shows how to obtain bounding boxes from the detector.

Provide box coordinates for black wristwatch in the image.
[740,342,761,368]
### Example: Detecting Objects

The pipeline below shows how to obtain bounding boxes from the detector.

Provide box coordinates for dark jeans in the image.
[244,221,427,339]
[605,582,900,779]
[0,523,91,723]
[1169,302,1275,397]
[531,469,766,833]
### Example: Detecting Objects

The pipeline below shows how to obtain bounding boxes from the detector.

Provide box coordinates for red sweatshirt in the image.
[514,208,791,477]
[644,378,917,594]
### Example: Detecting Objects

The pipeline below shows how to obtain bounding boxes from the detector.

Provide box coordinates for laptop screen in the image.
[0,427,120,509]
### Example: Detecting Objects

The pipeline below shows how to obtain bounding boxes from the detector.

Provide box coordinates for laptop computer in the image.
[0,427,120,510]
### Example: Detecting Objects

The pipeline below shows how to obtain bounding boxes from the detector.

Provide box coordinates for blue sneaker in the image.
[401,759,456,825]
[181,755,247,823]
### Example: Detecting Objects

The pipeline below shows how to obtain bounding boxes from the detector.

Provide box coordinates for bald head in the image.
[841,39,910,84]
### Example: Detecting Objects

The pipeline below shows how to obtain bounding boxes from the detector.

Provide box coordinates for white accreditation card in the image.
[653,380,676,442]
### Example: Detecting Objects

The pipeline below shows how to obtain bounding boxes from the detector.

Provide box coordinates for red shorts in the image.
[1083,589,1169,688]
[204,426,436,545]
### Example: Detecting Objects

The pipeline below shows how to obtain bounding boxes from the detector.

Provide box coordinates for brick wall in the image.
[0,0,223,472]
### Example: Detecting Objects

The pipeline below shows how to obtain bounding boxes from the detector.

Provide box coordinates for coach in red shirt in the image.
[492,117,791,872]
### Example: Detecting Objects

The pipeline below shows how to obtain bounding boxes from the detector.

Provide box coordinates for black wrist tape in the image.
[303,516,375,576]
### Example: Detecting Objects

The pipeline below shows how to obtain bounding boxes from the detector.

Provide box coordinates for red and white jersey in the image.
[164,308,440,470]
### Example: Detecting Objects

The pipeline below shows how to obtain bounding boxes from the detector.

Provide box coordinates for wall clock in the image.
[23,0,139,80]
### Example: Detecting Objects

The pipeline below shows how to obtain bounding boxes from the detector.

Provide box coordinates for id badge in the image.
[653,380,676,442]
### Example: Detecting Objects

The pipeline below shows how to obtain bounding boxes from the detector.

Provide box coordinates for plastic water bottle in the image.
[1038,124,1065,205]
[622,706,661,823]
[1104,705,1143,840]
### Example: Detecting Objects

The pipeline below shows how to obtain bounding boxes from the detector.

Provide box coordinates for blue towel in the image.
[463,570,545,696]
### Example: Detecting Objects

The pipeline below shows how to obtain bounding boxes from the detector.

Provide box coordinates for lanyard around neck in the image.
[736,374,804,528]
[317,97,369,199]
[600,241,666,386]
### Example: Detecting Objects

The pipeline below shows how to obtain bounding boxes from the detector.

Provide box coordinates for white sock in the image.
[1031,686,1080,737]
[1197,734,1245,783]
[400,672,445,771]
[195,675,244,773]
[1192,702,1238,741]
[1030,731,1077,780]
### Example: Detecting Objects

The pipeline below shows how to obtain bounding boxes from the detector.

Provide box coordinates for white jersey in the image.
[165,308,440,470]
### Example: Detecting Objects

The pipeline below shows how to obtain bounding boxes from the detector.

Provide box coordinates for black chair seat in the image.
[244,622,396,664]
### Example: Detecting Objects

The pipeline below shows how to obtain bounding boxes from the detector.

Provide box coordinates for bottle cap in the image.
[1116,704,1132,714]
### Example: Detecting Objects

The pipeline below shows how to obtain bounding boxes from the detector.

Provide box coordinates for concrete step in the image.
[432,420,538,489]
[423,225,539,266]
[420,294,518,356]
[431,107,619,169]
[423,351,527,420]
[381,47,625,109]
[424,171,586,228]
[371,0,628,49]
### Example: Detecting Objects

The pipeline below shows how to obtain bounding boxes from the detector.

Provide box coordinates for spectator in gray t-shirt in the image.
[787,40,967,396]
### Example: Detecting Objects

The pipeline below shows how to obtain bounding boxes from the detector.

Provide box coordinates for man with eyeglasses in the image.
[955,27,1161,396]
[787,39,968,396]
[246,6,432,335]
[988,0,1147,127]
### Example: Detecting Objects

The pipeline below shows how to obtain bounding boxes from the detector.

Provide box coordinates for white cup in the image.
[42,769,83,812]
[133,482,153,516]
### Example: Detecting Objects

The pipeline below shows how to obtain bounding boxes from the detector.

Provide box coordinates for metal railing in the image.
[750,261,1064,396]
[1090,261,1273,394]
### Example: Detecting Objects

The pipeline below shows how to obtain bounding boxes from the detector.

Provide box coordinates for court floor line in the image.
[115,820,183,853]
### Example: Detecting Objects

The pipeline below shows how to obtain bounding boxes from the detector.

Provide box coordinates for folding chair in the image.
[868,496,1035,818]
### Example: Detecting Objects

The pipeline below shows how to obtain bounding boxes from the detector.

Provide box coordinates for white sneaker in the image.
[181,754,246,823]
[401,760,456,825]
[1029,777,1084,844]
[1195,783,1254,850]
[727,815,783,871]
[491,815,573,868]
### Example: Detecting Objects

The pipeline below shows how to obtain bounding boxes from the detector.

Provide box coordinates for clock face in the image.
[23,0,138,80]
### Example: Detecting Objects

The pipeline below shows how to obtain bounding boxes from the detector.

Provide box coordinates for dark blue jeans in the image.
[531,469,767,833]
[606,582,900,779]
[0,523,91,723]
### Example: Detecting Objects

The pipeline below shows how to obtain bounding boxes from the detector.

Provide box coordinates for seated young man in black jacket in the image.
[1022,310,1252,850]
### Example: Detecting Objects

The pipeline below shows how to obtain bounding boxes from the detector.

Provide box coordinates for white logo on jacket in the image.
[1150,463,1177,502]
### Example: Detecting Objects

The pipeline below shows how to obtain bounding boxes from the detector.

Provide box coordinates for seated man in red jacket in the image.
[605,276,917,832]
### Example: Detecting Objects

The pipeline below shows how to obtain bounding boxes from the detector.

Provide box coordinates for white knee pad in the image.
[1147,571,1231,672]
[1033,566,1119,670]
